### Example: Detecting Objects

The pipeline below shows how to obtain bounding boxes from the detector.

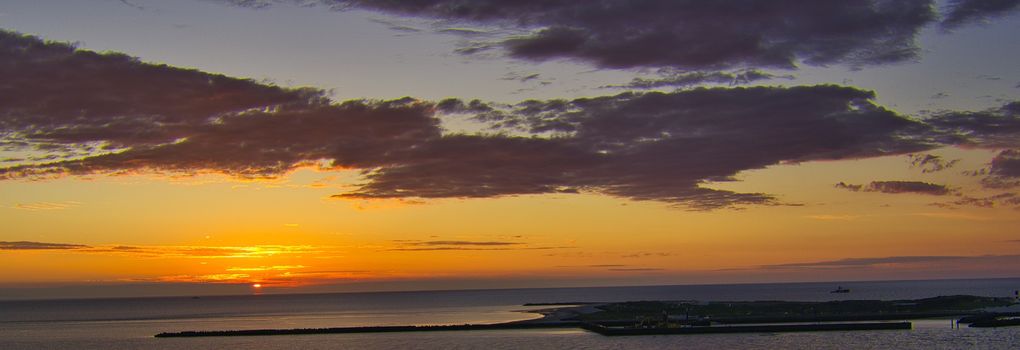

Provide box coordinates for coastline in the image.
[153,294,1019,338]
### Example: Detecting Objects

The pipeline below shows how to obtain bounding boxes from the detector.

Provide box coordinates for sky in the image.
[1,0,1019,299]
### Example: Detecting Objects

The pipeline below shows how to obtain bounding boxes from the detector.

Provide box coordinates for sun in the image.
[252,283,262,289]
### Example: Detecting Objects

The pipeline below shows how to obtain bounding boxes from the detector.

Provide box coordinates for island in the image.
[155,294,1019,338]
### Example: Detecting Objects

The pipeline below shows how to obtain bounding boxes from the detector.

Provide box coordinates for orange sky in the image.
[4,147,1019,298]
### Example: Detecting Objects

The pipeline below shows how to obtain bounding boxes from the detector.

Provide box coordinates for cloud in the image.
[75,244,323,258]
[981,149,1020,188]
[0,241,89,250]
[619,252,674,258]
[2,29,1015,210]
[759,254,1020,269]
[834,182,864,192]
[344,86,937,209]
[11,201,81,211]
[926,101,1020,148]
[907,153,959,173]
[0,30,318,155]
[556,264,628,268]
[225,265,307,272]
[408,240,524,246]
[805,214,862,221]
[0,30,442,180]
[941,0,1020,29]
[313,0,938,70]
[386,246,569,251]
[835,181,952,195]
[607,267,665,272]
[609,69,784,89]
[932,192,1020,209]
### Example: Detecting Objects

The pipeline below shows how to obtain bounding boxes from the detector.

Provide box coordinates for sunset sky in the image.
[1,0,1019,299]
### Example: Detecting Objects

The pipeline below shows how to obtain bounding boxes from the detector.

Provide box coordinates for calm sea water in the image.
[2,278,1019,349]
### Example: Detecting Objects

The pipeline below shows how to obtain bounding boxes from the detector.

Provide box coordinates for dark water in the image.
[2,278,1019,349]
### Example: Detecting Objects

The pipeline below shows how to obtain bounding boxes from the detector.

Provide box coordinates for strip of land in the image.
[155,295,1019,338]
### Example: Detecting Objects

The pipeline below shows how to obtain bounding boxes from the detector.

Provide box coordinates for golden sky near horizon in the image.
[4,147,1019,293]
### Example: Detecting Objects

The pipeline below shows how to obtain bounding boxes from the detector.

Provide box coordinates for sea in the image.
[2,278,1019,349]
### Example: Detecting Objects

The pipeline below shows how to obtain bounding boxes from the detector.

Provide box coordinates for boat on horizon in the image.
[830,286,851,294]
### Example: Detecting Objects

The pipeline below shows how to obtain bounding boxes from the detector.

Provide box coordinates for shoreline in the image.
[154,294,1019,338]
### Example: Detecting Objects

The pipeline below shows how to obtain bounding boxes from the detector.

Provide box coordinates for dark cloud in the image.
[609,69,783,89]
[0,28,442,180]
[834,182,864,192]
[0,30,319,154]
[927,103,1020,188]
[0,241,89,250]
[760,255,1020,269]
[1,99,441,179]
[982,149,1020,188]
[3,29,1012,210]
[932,192,1020,209]
[836,180,953,195]
[908,153,959,173]
[868,181,953,195]
[926,101,1020,148]
[501,72,541,83]
[941,0,1020,29]
[225,0,937,71]
[341,86,936,209]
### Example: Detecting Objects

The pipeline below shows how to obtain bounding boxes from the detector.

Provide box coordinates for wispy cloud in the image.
[756,254,1020,270]
[608,267,665,272]
[387,246,569,252]
[619,252,674,258]
[835,181,953,195]
[805,214,862,221]
[907,153,959,173]
[225,265,307,272]
[385,238,569,251]
[0,241,89,250]
[11,201,81,211]
[407,240,524,246]
[941,0,1020,29]
[931,192,1020,210]
[606,69,786,89]
[555,264,629,268]
[1,243,327,259]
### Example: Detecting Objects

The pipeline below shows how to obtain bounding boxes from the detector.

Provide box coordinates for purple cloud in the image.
[835,181,953,195]
[941,0,1020,29]
[1,29,1015,210]
[226,0,938,70]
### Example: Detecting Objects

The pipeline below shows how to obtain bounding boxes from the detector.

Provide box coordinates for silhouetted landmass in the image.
[577,295,1015,324]
[155,295,1016,338]
[155,323,579,338]
[969,318,1020,328]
